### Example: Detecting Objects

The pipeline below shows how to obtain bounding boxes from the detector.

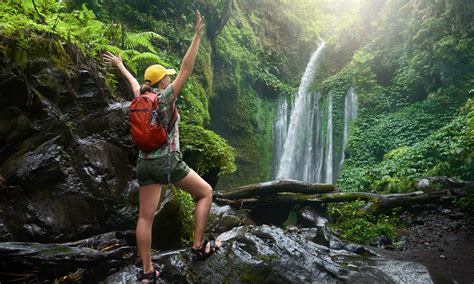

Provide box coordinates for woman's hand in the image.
[103,51,122,67]
[195,10,205,38]
[103,51,140,96]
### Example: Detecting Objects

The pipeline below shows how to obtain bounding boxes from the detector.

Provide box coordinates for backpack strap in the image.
[167,101,178,132]
[142,91,177,184]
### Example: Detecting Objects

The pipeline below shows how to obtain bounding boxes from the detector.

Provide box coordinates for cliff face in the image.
[208,0,319,189]
[0,33,138,242]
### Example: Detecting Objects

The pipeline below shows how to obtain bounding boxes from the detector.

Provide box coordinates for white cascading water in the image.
[272,95,289,176]
[339,87,358,168]
[301,92,319,182]
[273,44,358,184]
[324,92,333,183]
[276,42,326,182]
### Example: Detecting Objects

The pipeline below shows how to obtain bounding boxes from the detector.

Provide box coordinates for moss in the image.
[37,244,73,255]
[180,123,236,177]
[178,77,210,127]
[210,8,283,188]
[172,186,195,247]
[240,267,268,284]
[282,210,298,228]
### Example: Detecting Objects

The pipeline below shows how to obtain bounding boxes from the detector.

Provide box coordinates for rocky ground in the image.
[378,205,474,284]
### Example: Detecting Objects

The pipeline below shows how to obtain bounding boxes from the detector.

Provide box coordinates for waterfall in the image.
[276,42,326,181]
[324,92,333,183]
[272,95,290,176]
[301,92,318,182]
[273,43,358,184]
[339,87,358,168]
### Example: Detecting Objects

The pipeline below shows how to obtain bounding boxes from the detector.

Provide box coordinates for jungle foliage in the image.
[305,0,474,242]
[318,0,474,194]
[328,201,400,245]
[2,0,473,244]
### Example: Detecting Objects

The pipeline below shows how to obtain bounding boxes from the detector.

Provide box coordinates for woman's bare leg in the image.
[136,183,162,274]
[174,169,216,249]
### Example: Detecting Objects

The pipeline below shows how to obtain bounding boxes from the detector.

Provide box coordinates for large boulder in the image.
[104,225,433,283]
[206,203,255,235]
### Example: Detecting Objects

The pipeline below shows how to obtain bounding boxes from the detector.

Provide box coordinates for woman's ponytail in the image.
[140,81,153,94]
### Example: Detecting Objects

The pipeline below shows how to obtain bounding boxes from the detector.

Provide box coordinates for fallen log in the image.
[363,190,451,214]
[214,177,473,214]
[214,197,259,207]
[214,190,453,214]
[416,176,474,195]
[0,242,133,268]
[63,230,135,250]
[216,178,335,200]
[0,231,135,281]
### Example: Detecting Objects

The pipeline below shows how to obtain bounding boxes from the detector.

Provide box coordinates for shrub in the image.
[328,201,399,245]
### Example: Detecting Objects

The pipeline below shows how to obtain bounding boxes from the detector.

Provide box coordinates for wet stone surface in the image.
[104,225,433,283]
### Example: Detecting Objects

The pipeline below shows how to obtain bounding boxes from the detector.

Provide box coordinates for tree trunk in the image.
[216,178,335,200]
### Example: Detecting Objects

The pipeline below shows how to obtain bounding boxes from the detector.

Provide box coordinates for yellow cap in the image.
[144,64,176,86]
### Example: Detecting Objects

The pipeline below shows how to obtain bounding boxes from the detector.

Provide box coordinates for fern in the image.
[74,20,106,43]
[14,48,28,70]
[125,31,164,53]
[0,0,172,90]
[94,45,127,58]
[130,52,166,67]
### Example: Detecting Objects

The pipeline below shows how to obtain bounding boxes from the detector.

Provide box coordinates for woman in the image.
[104,10,221,283]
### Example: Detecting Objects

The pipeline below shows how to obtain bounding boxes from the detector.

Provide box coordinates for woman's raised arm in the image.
[103,52,140,97]
[171,10,205,96]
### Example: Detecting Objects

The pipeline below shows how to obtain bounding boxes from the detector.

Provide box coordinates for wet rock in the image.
[413,218,425,225]
[448,212,464,220]
[72,138,134,196]
[417,178,431,191]
[298,206,328,227]
[104,225,433,283]
[73,69,110,107]
[74,102,133,155]
[207,203,255,235]
[441,208,452,214]
[0,77,135,243]
[1,187,102,242]
[30,63,71,103]
[371,235,393,249]
[3,137,67,190]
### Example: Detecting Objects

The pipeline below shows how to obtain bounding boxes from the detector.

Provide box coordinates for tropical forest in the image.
[0,0,473,283]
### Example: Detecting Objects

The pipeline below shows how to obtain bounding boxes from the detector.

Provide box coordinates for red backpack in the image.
[129,92,177,152]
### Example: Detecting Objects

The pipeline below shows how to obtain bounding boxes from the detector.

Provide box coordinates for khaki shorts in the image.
[136,151,191,186]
